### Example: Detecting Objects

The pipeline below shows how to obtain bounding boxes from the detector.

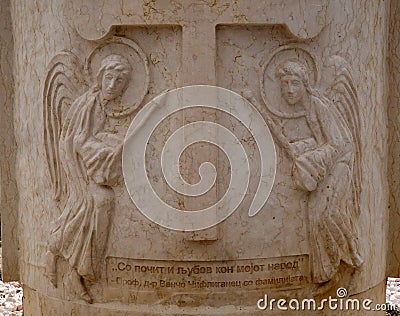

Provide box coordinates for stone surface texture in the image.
[0,0,394,315]
[387,0,400,278]
[0,0,19,281]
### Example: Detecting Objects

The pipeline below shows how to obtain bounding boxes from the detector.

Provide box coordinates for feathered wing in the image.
[43,52,88,204]
[322,55,362,215]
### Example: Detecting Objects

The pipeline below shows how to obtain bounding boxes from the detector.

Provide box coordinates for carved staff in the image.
[245,93,295,160]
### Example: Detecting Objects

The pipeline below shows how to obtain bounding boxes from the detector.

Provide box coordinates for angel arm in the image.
[292,145,338,191]
[72,99,123,186]
[292,97,353,191]
[77,137,123,186]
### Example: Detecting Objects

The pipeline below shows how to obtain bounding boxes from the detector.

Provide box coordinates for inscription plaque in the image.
[107,255,310,292]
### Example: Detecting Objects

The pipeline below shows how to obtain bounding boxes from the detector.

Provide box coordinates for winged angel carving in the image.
[43,46,141,303]
[257,49,364,291]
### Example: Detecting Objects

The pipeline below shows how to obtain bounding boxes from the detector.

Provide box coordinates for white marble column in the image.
[3,1,392,315]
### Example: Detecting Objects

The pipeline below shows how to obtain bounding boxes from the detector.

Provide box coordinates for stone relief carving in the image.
[255,46,364,291]
[43,37,149,303]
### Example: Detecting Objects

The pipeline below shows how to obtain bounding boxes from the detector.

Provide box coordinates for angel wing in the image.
[43,52,88,203]
[321,55,362,215]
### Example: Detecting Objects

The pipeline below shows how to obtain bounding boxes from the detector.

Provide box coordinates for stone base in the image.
[23,280,386,315]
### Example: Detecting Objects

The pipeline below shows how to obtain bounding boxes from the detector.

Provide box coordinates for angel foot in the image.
[80,291,93,304]
[47,272,58,288]
[312,273,340,297]
[67,268,93,304]
[45,251,58,287]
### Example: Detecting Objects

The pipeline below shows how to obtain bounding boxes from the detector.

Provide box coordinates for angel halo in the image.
[261,45,319,119]
[85,37,150,118]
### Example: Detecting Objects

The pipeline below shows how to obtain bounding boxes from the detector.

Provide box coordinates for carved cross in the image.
[72,0,329,85]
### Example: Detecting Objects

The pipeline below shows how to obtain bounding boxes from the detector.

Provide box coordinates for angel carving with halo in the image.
[254,46,364,293]
[43,38,149,303]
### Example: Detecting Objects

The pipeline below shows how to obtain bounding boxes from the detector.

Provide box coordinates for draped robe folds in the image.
[48,89,122,282]
[289,95,363,283]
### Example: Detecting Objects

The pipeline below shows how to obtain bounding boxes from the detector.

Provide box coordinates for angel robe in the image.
[290,95,363,283]
[48,88,122,281]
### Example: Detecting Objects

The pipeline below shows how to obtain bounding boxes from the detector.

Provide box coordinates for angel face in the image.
[279,74,307,106]
[101,69,129,101]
